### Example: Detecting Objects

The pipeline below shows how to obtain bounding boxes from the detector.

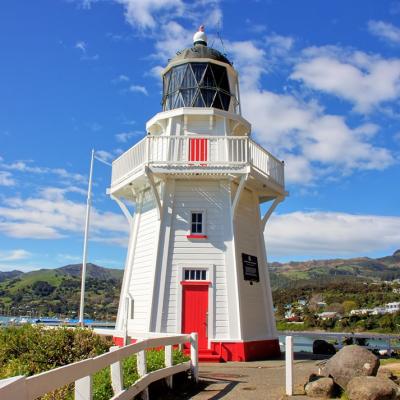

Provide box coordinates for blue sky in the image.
[0,0,399,271]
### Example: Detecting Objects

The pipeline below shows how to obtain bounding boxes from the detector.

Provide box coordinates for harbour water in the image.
[278,334,399,353]
[1,317,397,353]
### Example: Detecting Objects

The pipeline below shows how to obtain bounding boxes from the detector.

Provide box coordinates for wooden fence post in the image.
[110,346,123,395]
[190,332,199,383]
[285,336,293,396]
[75,375,92,400]
[165,345,173,389]
[137,349,149,400]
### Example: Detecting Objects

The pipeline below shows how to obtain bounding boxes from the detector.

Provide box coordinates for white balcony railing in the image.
[111,136,284,188]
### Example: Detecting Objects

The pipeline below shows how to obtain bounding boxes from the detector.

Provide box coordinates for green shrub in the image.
[0,325,111,378]
[0,325,189,400]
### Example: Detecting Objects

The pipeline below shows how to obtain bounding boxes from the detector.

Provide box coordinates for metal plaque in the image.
[242,253,259,282]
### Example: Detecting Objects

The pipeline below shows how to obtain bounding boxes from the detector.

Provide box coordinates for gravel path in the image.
[189,357,319,400]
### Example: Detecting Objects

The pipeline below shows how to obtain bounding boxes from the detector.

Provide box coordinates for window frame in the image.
[183,268,208,281]
[187,209,207,238]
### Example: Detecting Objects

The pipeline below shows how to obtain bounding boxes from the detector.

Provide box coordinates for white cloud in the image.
[0,263,40,273]
[95,148,124,163]
[241,88,393,184]
[224,40,395,184]
[129,85,148,96]
[266,211,400,259]
[0,249,31,261]
[265,33,294,56]
[290,46,400,113]
[115,131,142,143]
[113,74,130,83]
[75,40,87,53]
[0,171,15,186]
[226,40,267,90]
[95,150,114,163]
[0,187,128,242]
[153,21,191,61]
[75,40,99,60]
[0,159,86,184]
[368,20,400,45]
[116,0,185,30]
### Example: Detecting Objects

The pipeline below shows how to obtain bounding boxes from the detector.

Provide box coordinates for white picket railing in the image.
[0,333,199,400]
[111,136,284,188]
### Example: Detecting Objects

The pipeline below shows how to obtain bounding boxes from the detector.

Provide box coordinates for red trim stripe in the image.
[186,234,208,239]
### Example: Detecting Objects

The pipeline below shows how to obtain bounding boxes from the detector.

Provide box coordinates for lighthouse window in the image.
[162,62,236,112]
[191,211,204,234]
[184,269,207,281]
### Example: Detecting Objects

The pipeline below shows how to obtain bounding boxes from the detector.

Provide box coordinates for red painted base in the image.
[210,339,281,362]
[113,336,136,346]
[112,336,281,362]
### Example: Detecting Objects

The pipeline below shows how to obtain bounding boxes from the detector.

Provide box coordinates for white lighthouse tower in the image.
[109,27,286,361]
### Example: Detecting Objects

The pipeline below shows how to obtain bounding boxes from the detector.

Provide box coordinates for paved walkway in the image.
[190,357,319,400]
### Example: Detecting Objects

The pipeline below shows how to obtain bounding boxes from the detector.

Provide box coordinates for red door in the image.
[189,138,208,162]
[181,283,209,350]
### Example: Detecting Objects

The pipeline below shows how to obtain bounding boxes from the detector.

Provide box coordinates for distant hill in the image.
[0,263,123,320]
[0,270,23,283]
[57,263,123,280]
[269,249,400,289]
[1,251,400,319]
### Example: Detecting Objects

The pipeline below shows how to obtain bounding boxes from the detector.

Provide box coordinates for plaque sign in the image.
[242,253,259,282]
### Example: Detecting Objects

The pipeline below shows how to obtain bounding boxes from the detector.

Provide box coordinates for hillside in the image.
[269,249,400,289]
[1,251,400,320]
[0,263,123,320]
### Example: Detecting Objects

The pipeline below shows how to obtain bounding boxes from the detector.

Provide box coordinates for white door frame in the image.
[176,263,215,348]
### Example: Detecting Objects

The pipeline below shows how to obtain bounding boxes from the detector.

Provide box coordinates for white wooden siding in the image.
[185,115,225,136]
[162,180,229,339]
[127,189,159,332]
[233,187,271,339]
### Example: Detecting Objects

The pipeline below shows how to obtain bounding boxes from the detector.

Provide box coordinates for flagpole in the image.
[79,149,95,326]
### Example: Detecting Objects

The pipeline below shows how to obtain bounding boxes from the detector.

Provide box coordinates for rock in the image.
[378,368,396,381]
[305,376,335,398]
[347,376,400,400]
[313,339,336,355]
[321,345,379,389]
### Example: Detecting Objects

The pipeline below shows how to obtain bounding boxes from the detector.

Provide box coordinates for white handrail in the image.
[0,333,199,400]
[111,136,284,188]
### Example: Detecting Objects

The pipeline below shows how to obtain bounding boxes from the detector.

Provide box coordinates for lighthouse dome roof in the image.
[168,44,232,66]
[167,26,232,67]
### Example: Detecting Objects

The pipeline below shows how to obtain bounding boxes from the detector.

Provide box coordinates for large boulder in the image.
[305,375,335,398]
[347,376,400,400]
[322,345,379,389]
[313,339,336,355]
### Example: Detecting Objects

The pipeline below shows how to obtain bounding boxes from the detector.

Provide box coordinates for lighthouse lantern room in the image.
[109,26,286,361]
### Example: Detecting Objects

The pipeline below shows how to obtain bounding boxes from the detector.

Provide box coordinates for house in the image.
[318,311,340,320]
[350,308,372,316]
[386,302,400,314]
[371,307,386,315]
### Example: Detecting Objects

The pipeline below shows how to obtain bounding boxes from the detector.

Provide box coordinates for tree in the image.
[342,300,358,314]
[379,314,395,331]
[32,281,55,297]
[326,303,344,314]
[276,303,286,319]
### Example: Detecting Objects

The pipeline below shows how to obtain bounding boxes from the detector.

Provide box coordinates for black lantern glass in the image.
[162,62,234,111]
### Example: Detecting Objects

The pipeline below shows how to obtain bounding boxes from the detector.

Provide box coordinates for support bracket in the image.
[232,174,248,217]
[110,194,133,225]
[145,166,162,220]
[261,195,284,230]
